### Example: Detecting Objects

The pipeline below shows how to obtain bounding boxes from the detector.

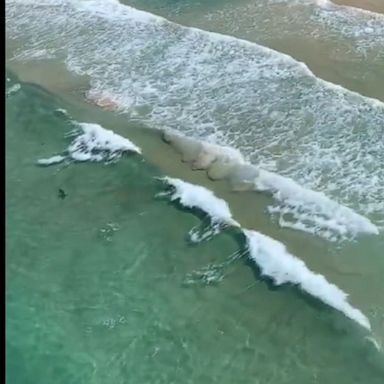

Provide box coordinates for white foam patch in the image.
[11,47,57,61]
[201,0,384,54]
[68,122,141,161]
[6,0,384,226]
[55,108,69,116]
[315,0,330,6]
[37,155,66,165]
[243,229,371,330]
[188,222,223,244]
[254,169,378,240]
[365,336,382,352]
[6,83,21,96]
[75,0,158,22]
[38,121,141,165]
[310,0,384,44]
[161,177,240,227]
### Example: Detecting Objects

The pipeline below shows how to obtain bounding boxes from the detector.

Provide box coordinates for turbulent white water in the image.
[244,229,371,330]
[161,176,240,227]
[6,83,21,97]
[38,119,141,165]
[168,0,384,50]
[37,155,67,165]
[160,176,371,330]
[160,176,240,243]
[7,0,384,231]
[254,169,378,240]
[127,0,384,53]
[163,131,378,240]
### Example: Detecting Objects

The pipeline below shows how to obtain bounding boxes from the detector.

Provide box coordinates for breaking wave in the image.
[38,116,141,165]
[7,0,383,234]
[160,176,371,330]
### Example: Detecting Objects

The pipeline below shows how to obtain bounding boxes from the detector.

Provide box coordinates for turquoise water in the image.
[5,74,384,383]
[5,0,384,382]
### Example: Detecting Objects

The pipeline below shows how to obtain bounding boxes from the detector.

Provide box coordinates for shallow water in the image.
[6,71,384,384]
[6,0,384,223]
[6,0,384,382]
[124,0,384,101]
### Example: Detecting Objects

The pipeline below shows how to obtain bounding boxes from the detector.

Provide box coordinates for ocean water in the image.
[124,0,384,100]
[5,0,384,383]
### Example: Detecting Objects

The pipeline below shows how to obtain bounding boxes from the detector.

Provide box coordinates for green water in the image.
[6,74,384,383]
[6,0,384,381]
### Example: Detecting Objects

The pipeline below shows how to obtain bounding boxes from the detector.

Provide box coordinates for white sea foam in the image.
[6,83,21,97]
[243,229,371,330]
[254,169,379,239]
[163,133,378,240]
[68,122,141,160]
[11,47,57,61]
[158,175,372,330]
[163,130,245,171]
[202,0,384,53]
[161,177,240,227]
[365,336,382,352]
[37,155,66,165]
[7,0,384,227]
[315,0,330,6]
[38,121,141,165]
[55,108,69,116]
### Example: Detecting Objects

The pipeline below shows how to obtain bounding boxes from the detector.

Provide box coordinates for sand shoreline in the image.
[5,60,378,265]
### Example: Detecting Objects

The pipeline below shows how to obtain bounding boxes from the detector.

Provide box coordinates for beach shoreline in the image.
[7,59,383,312]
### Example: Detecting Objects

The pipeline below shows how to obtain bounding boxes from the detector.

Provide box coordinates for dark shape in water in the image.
[58,188,67,200]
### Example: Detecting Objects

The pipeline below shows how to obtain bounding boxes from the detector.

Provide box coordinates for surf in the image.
[37,116,141,165]
[160,176,371,330]
[7,0,383,236]
[162,131,378,241]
